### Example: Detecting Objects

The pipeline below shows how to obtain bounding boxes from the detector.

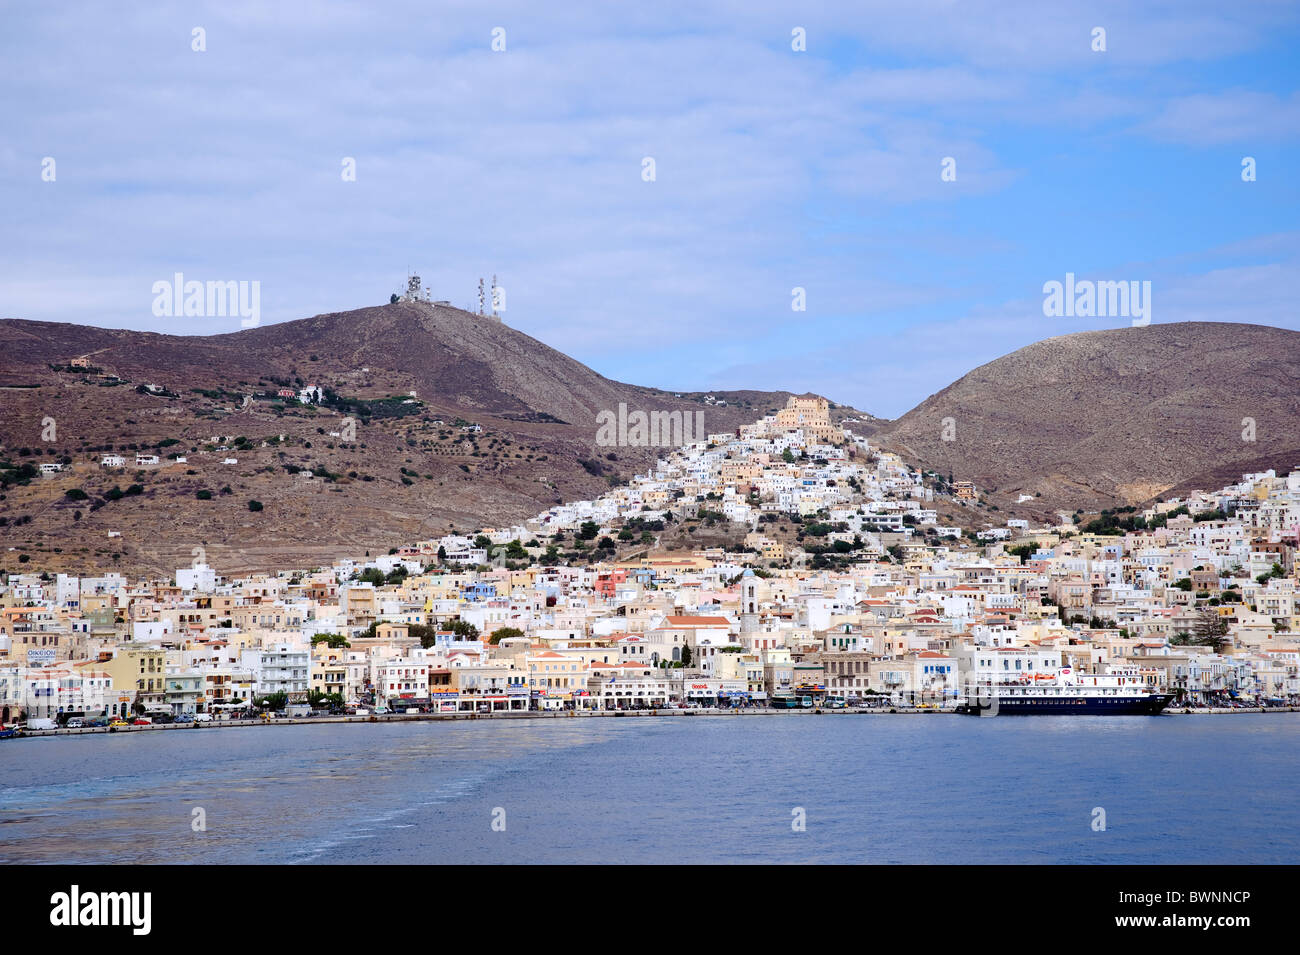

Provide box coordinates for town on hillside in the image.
[3,395,1299,728]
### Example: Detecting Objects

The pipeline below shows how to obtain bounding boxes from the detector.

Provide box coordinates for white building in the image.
[240,644,309,701]
[375,659,429,705]
[176,563,217,592]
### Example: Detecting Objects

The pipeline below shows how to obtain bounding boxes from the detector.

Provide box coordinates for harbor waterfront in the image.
[2,715,1298,865]
[4,421,1300,735]
[7,699,1300,739]
[5,402,1300,732]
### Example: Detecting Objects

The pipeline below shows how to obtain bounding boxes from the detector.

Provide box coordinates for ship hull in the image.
[957,693,1172,715]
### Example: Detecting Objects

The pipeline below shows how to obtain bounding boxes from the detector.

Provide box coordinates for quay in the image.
[10,703,1299,739]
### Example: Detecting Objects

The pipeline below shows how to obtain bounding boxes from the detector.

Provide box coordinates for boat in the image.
[956,668,1172,715]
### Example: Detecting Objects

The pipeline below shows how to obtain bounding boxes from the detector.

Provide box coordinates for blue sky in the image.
[2,1,1297,417]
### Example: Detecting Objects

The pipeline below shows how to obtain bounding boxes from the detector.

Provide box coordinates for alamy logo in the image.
[49,885,151,935]
[595,403,704,448]
[1042,272,1151,326]
[152,273,261,328]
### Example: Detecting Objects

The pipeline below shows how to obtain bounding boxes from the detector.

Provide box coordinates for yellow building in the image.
[775,395,842,445]
[310,643,349,697]
[88,643,167,715]
[953,481,977,501]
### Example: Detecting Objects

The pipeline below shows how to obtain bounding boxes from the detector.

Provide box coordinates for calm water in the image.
[2,714,1297,864]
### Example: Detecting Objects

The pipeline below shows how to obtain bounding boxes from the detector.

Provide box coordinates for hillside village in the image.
[3,395,1300,724]
[0,309,796,577]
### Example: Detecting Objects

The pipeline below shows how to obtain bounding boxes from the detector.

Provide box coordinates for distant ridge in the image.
[0,303,845,575]
[874,322,1300,509]
[1,309,1294,576]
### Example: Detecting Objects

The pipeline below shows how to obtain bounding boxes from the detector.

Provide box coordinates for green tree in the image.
[1192,607,1231,652]
[408,623,438,648]
[449,619,479,640]
[310,632,350,648]
[1007,544,1035,564]
[256,690,288,711]
[489,626,524,645]
[308,689,345,708]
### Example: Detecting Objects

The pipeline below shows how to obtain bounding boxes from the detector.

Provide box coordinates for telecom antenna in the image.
[477,278,486,316]
[491,274,498,318]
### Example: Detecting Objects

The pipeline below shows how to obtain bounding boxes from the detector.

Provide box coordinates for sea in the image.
[2,714,1297,864]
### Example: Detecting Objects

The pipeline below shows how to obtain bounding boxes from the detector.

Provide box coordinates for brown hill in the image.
[875,322,1300,512]
[0,302,832,576]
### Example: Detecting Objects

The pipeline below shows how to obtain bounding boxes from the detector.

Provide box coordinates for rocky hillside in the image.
[2,310,1293,577]
[875,322,1300,511]
[0,303,817,576]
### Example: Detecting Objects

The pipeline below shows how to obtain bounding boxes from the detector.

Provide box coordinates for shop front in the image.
[431,691,460,713]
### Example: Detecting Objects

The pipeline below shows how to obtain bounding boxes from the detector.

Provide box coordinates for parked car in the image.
[65,718,85,729]
[192,712,213,723]
[131,717,152,726]
[87,717,110,727]
[109,718,130,728]
[173,713,194,723]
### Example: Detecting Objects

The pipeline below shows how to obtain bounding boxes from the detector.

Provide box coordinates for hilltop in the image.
[873,322,1300,512]
[0,303,866,576]
[2,311,1295,577]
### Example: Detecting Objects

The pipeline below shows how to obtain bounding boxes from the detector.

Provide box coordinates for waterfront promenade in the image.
[11,703,1298,739]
